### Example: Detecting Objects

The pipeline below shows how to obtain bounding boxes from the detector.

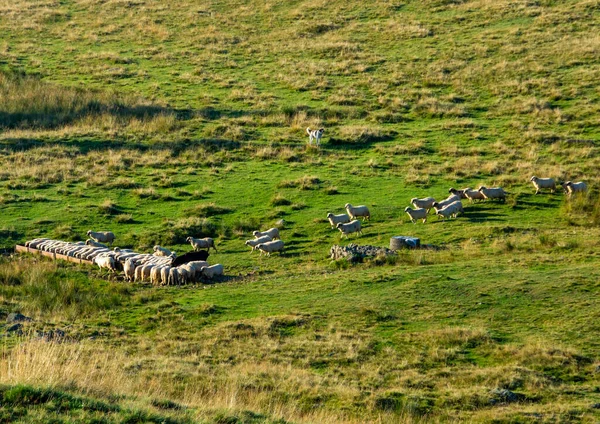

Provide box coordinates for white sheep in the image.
[94,254,117,272]
[168,267,181,286]
[255,240,285,256]
[404,207,428,224]
[435,200,464,220]
[85,239,107,248]
[186,236,218,252]
[123,259,136,282]
[344,204,370,221]
[245,235,272,251]
[150,266,164,286]
[336,220,362,238]
[530,176,556,194]
[160,266,171,286]
[448,188,469,199]
[410,197,436,212]
[200,264,224,279]
[252,228,280,240]
[326,213,351,229]
[87,230,116,246]
[478,186,507,202]
[179,264,196,283]
[463,188,485,203]
[564,181,587,197]
[153,245,174,257]
[433,194,461,210]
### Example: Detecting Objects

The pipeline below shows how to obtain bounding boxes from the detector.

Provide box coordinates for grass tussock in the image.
[561,191,600,226]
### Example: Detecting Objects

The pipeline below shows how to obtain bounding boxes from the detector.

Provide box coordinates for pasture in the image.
[1,0,600,422]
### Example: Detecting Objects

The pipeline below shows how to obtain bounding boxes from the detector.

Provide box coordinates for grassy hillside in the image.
[1,0,600,422]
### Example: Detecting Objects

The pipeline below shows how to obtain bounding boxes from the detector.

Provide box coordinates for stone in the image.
[6,313,32,323]
[330,243,396,263]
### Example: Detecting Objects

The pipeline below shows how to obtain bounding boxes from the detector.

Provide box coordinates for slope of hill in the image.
[1,0,599,422]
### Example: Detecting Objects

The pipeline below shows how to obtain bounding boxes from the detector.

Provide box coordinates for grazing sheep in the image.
[200,264,224,279]
[150,266,164,286]
[86,239,107,248]
[123,259,136,282]
[171,250,210,266]
[186,236,218,252]
[336,220,362,238]
[252,228,280,240]
[160,266,171,286]
[245,235,272,251]
[478,186,507,202]
[564,181,587,197]
[94,254,117,272]
[345,204,370,221]
[404,207,428,224]
[530,176,556,194]
[463,188,486,203]
[153,245,174,257]
[168,267,181,286]
[434,200,464,220]
[255,240,285,256]
[410,197,436,212]
[448,188,469,199]
[87,230,116,246]
[179,264,196,283]
[326,213,351,229]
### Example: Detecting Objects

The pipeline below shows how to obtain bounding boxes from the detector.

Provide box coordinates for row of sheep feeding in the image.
[25,238,223,285]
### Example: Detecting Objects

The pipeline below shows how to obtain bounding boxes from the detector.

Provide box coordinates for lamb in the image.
[478,186,507,202]
[434,200,464,220]
[94,254,117,272]
[170,250,210,266]
[255,240,285,256]
[123,259,136,282]
[404,207,428,224]
[336,220,362,238]
[530,176,556,194]
[463,188,485,203]
[564,181,587,197]
[252,228,280,240]
[448,188,469,199]
[153,245,174,257]
[326,213,351,229]
[186,236,218,252]
[86,230,116,246]
[245,235,272,251]
[345,204,370,221]
[410,197,436,212]
[200,264,224,279]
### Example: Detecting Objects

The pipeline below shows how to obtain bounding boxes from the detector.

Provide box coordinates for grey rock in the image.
[6,313,32,323]
[489,388,526,405]
[330,243,396,263]
[6,323,23,335]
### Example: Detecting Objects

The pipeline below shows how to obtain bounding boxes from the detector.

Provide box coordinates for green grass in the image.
[1,0,600,422]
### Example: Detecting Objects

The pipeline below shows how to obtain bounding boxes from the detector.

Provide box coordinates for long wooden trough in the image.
[15,244,94,265]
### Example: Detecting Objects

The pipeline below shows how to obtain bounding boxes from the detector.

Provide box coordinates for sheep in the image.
[200,264,224,279]
[435,200,464,220]
[153,245,174,257]
[255,240,285,256]
[245,235,273,251]
[252,228,280,240]
[94,254,117,272]
[186,236,218,252]
[168,267,181,286]
[478,186,507,202]
[150,265,164,286]
[179,264,196,283]
[171,250,210,266]
[404,207,428,224]
[434,194,461,210]
[530,176,556,194]
[564,181,587,197]
[463,188,485,203]
[84,239,106,248]
[326,213,351,229]
[160,266,171,286]
[141,265,153,282]
[336,220,362,238]
[123,259,136,282]
[410,197,436,212]
[345,203,370,221]
[86,230,116,246]
[448,188,469,199]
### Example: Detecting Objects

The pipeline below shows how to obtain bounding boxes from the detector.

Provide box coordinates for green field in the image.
[1,0,600,422]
